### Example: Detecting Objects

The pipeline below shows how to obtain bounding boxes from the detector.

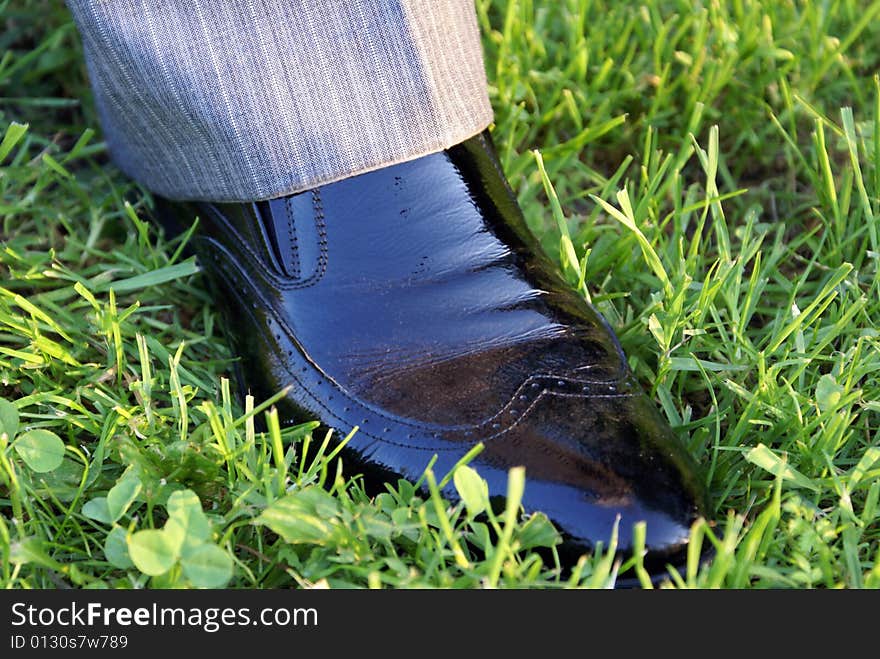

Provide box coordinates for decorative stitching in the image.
[300,188,329,288]
[283,195,301,279]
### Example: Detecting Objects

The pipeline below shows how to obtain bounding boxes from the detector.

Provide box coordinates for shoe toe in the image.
[473,387,707,566]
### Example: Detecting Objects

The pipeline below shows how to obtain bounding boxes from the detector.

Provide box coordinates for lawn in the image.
[1,0,879,588]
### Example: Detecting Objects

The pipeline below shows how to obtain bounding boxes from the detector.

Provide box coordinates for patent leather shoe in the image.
[158,131,708,573]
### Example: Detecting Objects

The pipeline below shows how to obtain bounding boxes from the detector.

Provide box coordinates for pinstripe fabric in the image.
[66,1,493,202]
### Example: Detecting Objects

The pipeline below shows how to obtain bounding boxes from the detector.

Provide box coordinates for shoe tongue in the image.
[259,199,295,277]
[261,193,324,282]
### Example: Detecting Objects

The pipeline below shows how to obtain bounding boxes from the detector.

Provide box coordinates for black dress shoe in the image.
[158,131,707,572]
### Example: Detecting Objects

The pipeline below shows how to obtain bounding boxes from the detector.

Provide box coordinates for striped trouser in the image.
[66,1,493,202]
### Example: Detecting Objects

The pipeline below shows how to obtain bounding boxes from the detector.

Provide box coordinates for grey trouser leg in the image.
[66,0,493,202]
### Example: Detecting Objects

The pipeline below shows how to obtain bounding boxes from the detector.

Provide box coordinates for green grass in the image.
[2,0,879,588]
